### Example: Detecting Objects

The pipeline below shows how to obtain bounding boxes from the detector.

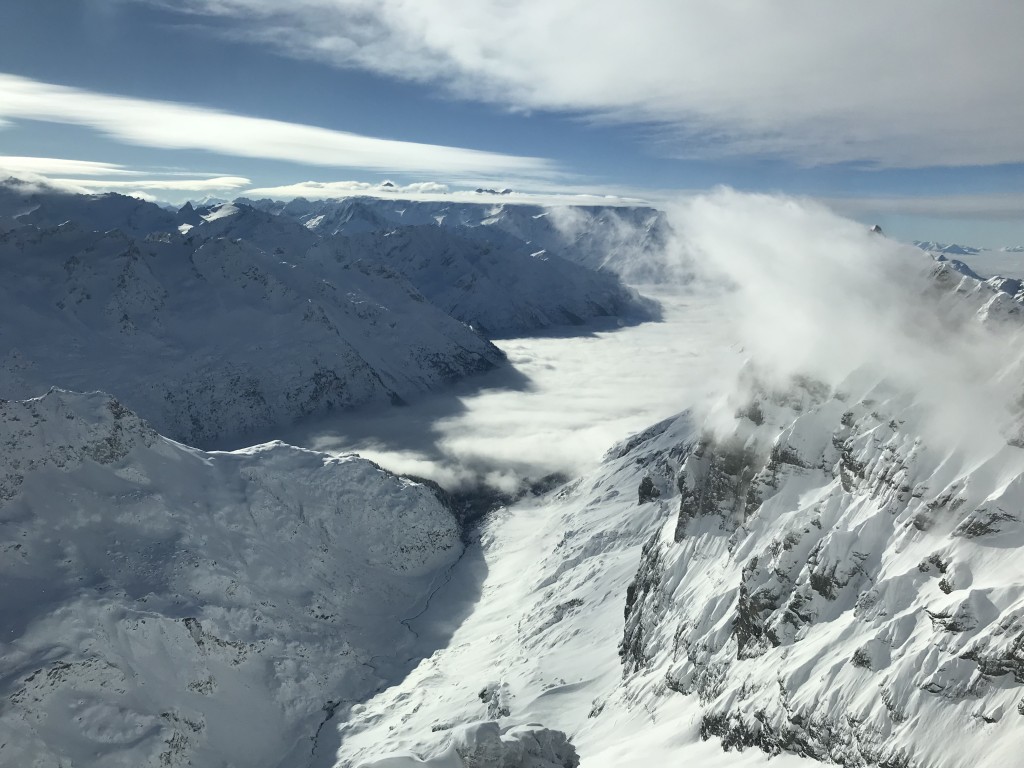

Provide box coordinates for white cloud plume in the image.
[137,0,1024,168]
[668,190,1023,454]
[0,73,555,179]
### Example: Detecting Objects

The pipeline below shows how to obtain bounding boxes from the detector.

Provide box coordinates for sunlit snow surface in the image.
[285,291,811,767]
[312,296,808,767]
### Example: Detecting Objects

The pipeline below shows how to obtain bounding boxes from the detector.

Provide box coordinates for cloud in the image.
[280,295,742,492]
[0,156,144,177]
[0,73,555,179]
[242,178,648,206]
[276,189,1023,493]
[52,175,251,192]
[824,193,1024,221]
[244,179,450,199]
[667,189,1022,454]
[0,156,252,200]
[139,0,1024,168]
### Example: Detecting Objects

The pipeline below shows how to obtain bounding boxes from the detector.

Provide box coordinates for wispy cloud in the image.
[140,0,1024,169]
[824,193,1024,221]
[53,176,251,192]
[0,156,145,177]
[0,73,556,179]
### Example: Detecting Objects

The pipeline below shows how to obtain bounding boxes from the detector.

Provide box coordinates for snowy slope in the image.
[0,389,465,768]
[319,225,659,337]
[325,395,820,768]
[0,214,505,446]
[943,250,1024,283]
[336,392,1024,768]
[329,258,1024,768]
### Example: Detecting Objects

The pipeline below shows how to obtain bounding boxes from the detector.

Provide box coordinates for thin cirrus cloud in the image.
[0,155,251,197]
[52,176,252,192]
[0,156,146,177]
[0,73,556,179]
[824,193,1024,221]
[146,0,1024,169]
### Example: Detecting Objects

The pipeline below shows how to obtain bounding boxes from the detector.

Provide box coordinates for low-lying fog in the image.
[278,287,742,492]
[278,189,1024,494]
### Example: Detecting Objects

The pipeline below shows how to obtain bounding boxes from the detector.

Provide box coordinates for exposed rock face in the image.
[617,370,1024,768]
[0,390,464,768]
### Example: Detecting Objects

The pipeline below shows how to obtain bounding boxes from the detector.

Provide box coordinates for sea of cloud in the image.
[279,189,1024,493]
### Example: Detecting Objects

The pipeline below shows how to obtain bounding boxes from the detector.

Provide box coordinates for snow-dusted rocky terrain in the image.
[916,240,1024,282]
[0,389,467,768]
[0,182,662,444]
[242,195,674,283]
[0,206,505,446]
[4,182,1024,768]
[321,225,658,337]
[331,253,1024,768]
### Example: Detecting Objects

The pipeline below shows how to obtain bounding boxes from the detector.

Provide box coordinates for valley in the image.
[2,184,1024,768]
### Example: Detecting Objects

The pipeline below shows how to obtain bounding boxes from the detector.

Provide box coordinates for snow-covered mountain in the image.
[0,181,179,238]
[6,180,1024,768]
[914,241,983,257]
[0,389,470,768]
[0,208,505,446]
[927,246,1024,283]
[328,254,1024,768]
[2,182,660,342]
[241,195,675,283]
[320,224,659,337]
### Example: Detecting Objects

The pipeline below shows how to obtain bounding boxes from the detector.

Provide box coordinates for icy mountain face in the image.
[0,389,464,768]
[320,224,659,337]
[0,213,505,446]
[242,196,675,283]
[617,372,1024,768]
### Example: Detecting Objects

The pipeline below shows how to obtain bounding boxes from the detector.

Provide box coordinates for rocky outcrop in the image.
[617,372,1024,768]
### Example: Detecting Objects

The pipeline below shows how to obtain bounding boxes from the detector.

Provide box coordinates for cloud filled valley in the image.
[3,180,1024,768]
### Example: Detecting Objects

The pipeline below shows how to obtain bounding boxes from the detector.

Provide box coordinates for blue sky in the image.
[1,0,1023,246]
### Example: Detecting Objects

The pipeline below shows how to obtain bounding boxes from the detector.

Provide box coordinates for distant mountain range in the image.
[0,182,660,445]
